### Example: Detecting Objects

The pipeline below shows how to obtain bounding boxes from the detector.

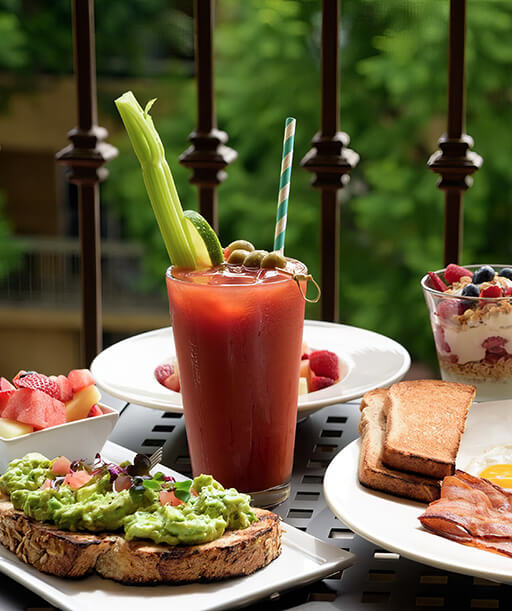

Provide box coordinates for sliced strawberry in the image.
[12,370,28,387]
[160,490,184,506]
[428,271,448,292]
[444,263,473,284]
[49,375,73,402]
[163,373,180,392]
[309,350,339,380]
[16,373,60,399]
[480,285,502,298]
[0,378,14,391]
[67,369,95,393]
[482,336,507,351]
[310,375,335,392]
[52,456,72,476]
[154,364,174,385]
[88,404,103,418]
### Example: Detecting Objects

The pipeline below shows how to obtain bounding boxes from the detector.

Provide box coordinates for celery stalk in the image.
[115,91,197,269]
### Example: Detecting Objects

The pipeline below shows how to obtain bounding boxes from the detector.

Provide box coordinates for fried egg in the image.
[466,444,512,489]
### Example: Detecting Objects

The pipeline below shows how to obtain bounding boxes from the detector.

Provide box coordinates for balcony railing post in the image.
[301,0,358,322]
[179,0,236,232]
[56,0,117,366]
[427,0,482,265]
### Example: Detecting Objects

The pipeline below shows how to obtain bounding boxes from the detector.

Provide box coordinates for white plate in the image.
[323,400,512,584]
[0,440,354,611]
[91,321,410,419]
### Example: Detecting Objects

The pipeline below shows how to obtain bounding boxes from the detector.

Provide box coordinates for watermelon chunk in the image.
[67,369,95,394]
[63,470,92,490]
[3,388,66,430]
[0,378,14,391]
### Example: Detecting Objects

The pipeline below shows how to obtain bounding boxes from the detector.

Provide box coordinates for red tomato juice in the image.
[166,262,306,493]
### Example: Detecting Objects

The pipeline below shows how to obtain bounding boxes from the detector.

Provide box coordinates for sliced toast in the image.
[382,380,475,479]
[358,388,440,503]
[0,495,281,584]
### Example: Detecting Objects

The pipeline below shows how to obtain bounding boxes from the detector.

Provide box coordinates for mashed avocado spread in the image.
[0,454,256,546]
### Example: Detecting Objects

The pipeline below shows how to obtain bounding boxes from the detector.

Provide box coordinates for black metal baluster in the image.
[56,0,117,366]
[179,0,236,233]
[428,0,482,265]
[301,0,358,322]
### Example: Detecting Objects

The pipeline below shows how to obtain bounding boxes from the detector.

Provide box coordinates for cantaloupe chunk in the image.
[65,385,101,422]
[0,418,33,438]
[298,377,308,396]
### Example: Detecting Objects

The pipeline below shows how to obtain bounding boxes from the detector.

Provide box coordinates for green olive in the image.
[227,249,250,264]
[228,239,255,253]
[243,250,268,268]
[261,251,287,269]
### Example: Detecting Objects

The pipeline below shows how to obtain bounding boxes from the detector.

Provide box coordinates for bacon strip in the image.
[419,470,512,558]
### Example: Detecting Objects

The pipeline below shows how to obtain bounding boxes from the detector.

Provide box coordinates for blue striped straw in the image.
[273,117,296,255]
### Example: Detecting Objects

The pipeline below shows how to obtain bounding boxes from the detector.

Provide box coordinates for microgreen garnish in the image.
[173,480,193,503]
[127,454,151,477]
[142,479,161,490]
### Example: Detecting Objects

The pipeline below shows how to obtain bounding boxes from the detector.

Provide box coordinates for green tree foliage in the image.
[2,0,512,365]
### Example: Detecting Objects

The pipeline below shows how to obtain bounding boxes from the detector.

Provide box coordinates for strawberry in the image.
[310,375,335,392]
[309,350,339,380]
[49,375,73,402]
[154,364,174,385]
[163,373,180,392]
[444,263,473,284]
[428,271,448,292]
[506,287,512,297]
[480,285,502,298]
[482,336,507,351]
[16,373,60,399]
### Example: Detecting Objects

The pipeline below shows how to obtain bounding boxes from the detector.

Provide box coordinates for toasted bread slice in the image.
[382,380,475,479]
[0,495,281,584]
[358,388,440,503]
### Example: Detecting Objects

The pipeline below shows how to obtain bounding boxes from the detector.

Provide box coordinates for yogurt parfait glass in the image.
[422,264,512,401]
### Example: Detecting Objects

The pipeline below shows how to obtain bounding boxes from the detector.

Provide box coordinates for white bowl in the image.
[0,403,118,471]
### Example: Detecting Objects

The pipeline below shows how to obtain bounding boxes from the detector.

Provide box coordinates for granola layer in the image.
[439,354,512,381]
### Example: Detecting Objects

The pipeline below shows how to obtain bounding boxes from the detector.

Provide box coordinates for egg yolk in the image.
[479,464,512,489]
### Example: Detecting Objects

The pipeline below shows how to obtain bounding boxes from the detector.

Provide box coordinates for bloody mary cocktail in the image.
[166,260,306,506]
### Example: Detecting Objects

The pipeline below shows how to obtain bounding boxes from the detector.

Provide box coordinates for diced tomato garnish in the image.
[159,490,184,506]
[63,470,92,490]
[51,456,71,475]
[40,478,52,490]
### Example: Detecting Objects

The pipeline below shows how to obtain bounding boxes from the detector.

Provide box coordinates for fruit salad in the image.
[422,264,512,400]
[0,369,103,438]
[155,344,341,395]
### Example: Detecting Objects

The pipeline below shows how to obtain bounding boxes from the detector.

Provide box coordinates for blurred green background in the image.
[0,0,511,374]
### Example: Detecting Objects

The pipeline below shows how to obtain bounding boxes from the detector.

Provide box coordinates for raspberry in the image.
[480,285,502,298]
[506,287,512,297]
[436,299,462,320]
[301,353,310,360]
[444,263,473,284]
[154,364,174,385]
[16,373,60,399]
[428,272,448,292]
[310,375,335,392]
[309,350,339,380]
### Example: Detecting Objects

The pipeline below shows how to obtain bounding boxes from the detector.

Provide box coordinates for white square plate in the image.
[0,441,354,611]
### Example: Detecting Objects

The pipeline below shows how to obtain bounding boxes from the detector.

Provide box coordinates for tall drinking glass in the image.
[166,261,306,507]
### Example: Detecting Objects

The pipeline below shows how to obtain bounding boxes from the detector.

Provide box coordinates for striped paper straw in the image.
[273,117,296,255]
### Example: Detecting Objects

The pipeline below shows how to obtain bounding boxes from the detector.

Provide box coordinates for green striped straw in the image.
[273,117,296,256]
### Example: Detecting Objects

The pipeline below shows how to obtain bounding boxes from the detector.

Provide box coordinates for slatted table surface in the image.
[1,396,510,610]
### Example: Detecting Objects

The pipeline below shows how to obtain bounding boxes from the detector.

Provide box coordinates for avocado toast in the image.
[0,453,281,584]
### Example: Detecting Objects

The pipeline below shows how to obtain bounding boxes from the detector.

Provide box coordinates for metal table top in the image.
[1,395,510,610]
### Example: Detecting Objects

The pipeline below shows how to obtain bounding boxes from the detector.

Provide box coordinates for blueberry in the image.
[473,265,495,284]
[500,268,512,281]
[461,283,480,297]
